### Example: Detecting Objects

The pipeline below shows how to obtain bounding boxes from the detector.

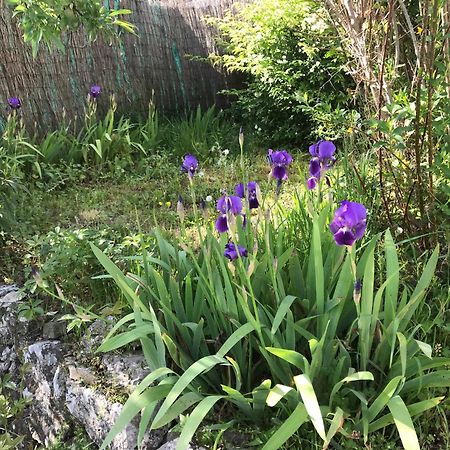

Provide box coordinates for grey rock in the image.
[65,378,165,450]
[0,287,167,450]
[0,286,27,377]
[43,320,66,339]
[0,289,25,344]
[157,438,207,450]
[0,284,17,298]
[140,427,168,449]
[101,354,150,390]
[81,317,114,354]
[23,341,69,447]
[68,365,98,385]
[0,346,15,374]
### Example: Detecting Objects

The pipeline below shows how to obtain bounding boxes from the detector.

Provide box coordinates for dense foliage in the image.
[8,0,135,56]
[209,0,356,144]
[93,152,447,450]
[211,0,450,238]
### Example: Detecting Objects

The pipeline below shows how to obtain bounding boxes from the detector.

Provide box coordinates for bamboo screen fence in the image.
[0,0,240,130]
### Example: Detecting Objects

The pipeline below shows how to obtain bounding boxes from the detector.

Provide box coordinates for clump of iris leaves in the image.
[86,143,446,450]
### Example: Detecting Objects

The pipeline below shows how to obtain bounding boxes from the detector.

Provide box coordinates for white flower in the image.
[206,195,213,202]
[198,171,205,177]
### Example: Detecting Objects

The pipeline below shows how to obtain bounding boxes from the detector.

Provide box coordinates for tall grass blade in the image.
[387,396,420,450]
[151,355,227,428]
[261,403,308,450]
[369,396,445,432]
[384,229,399,326]
[294,374,326,440]
[176,396,224,450]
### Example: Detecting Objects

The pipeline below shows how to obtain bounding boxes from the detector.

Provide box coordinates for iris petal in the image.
[309,142,319,156]
[318,141,336,159]
[235,183,245,198]
[248,197,259,209]
[333,229,356,246]
[215,215,228,233]
[228,196,243,215]
[309,157,321,179]
[307,177,317,190]
[272,166,287,180]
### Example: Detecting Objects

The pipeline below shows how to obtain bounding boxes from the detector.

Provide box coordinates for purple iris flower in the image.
[307,140,336,189]
[215,195,243,233]
[89,85,101,99]
[330,201,367,246]
[268,149,293,182]
[181,154,198,178]
[235,181,260,209]
[8,97,21,110]
[235,183,245,198]
[309,140,336,163]
[224,242,248,261]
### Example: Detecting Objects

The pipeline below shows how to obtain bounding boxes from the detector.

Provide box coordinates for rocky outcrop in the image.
[0,285,27,377]
[0,285,176,449]
[23,341,68,447]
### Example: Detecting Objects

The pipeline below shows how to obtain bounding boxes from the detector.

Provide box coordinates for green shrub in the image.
[209,0,356,144]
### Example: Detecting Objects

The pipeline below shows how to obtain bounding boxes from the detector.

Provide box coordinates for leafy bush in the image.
[91,155,447,450]
[209,0,356,144]
[9,0,135,56]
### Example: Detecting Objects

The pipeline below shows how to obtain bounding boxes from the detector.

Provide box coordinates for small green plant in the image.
[60,304,99,333]
[43,426,93,450]
[78,94,145,167]
[169,105,235,159]
[134,97,161,151]
[17,298,45,321]
[0,371,28,449]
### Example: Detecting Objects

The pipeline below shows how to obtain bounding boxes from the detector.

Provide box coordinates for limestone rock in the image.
[23,341,68,447]
[43,320,66,339]
[81,317,114,354]
[68,365,98,385]
[65,378,166,449]
[157,438,207,450]
[0,286,27,377]
[101,354,150,390]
